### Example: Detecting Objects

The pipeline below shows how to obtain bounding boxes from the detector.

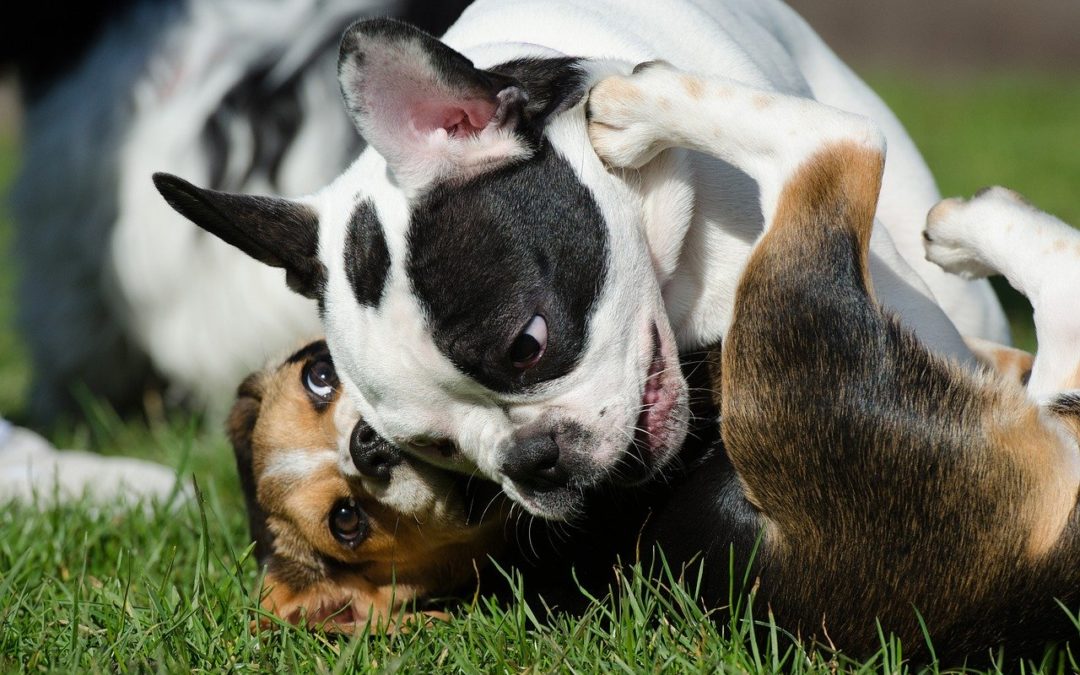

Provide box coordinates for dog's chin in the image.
[502,324,689,520]
[501,480,586,521]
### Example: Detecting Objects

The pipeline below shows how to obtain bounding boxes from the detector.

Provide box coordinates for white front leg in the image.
[588,63,974,362]
[588,63,882,230]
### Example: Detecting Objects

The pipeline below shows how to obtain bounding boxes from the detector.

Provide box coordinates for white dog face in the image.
[155,19,688,519]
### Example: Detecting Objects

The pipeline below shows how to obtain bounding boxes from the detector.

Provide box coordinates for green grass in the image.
[0,129,28,414]
[0,472,829,672]
[868,72,1080,352]
[2,73,1079,672]
[871,73,1080,227]
[0,499,934,672]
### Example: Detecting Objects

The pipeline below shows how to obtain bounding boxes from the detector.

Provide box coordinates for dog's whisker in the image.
[526,514,539,561]
[479,489,506,525]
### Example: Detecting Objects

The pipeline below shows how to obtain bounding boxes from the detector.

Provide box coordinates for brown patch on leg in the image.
[681,74,705,100]
[963,336,1034,388]
[927,197,961,223]
[990,399,1080,560]
[718,142,884,556]
[601,78,645,105]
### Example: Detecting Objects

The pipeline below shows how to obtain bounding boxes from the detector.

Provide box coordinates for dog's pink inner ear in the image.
[352,55,505,150]
[338,19,532,188]
[414,98,496,138]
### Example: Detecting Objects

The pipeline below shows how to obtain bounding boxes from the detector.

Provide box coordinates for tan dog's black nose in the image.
[349,421,402,480]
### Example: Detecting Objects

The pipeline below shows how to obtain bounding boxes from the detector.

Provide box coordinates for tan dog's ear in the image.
[228,373,275,564]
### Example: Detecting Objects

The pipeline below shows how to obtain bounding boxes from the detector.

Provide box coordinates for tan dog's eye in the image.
[328,498,368,547]
[303,357,338,401]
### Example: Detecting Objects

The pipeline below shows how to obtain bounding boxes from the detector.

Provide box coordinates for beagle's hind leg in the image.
[926,187,1080,400]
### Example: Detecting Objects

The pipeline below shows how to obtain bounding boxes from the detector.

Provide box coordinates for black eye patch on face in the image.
[344,199,391,308]
[284,340,339,411]
[406,140,609,394]
[284,339,331,366]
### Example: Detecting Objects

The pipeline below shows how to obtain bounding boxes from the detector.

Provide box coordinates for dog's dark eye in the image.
[328,499,368,547]
[303,358,338,400]
[509,315,547,369]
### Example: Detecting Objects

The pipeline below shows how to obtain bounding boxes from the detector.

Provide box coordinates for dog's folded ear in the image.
[152,173,325,299]
[227,372,277,566]
[337,18,532,189]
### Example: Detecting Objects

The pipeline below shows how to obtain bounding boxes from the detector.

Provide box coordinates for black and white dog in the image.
[155,0,1010,518]
[5,0,470,422]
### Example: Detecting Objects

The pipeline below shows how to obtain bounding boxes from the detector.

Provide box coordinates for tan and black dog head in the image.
[228,339,508,632]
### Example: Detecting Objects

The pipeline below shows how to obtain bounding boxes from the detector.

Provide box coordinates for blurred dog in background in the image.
[1,0,471,425]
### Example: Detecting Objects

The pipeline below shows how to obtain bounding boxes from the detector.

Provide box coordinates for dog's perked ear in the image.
[337,18,532,190]
[151,173,325,299]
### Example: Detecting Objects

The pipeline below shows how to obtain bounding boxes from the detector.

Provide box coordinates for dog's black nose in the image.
[502,434,568,492]
[350,420,401,481]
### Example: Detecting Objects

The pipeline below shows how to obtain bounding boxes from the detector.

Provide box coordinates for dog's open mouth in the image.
[631,324,683,467]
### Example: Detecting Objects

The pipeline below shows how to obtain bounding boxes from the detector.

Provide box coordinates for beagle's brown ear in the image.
[227,372,275,565]
[152,172,326,299]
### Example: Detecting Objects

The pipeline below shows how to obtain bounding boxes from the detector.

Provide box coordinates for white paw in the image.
[586,63,682,169]
[922,188,1026,279]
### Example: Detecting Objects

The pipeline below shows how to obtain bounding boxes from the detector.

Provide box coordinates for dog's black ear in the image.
[337,18,530,188]
[227,372,276,566]
[152,172,325,299]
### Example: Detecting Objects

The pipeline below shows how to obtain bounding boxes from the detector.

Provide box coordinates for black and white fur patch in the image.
[344,200,392,308]
[407,137,608,393]
[154,19,689,519]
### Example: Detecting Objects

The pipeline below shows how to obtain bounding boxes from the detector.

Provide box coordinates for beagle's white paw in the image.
[923,187,1029,279]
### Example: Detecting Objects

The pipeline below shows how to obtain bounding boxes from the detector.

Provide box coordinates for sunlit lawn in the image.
[1,73,1078,672]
